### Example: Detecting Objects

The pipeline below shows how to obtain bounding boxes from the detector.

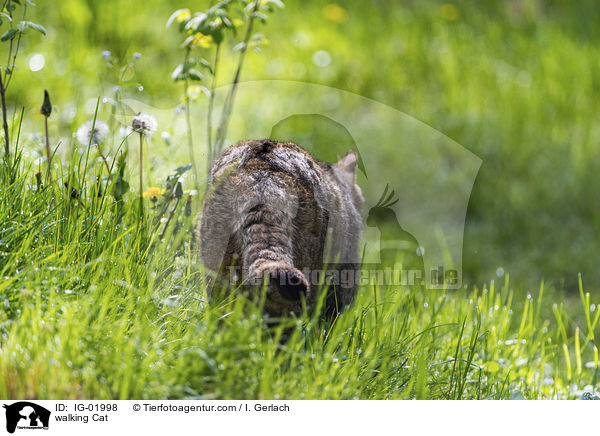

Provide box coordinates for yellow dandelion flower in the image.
[323,4,347,24]
[143,187,165,202]
[192,33,213,48]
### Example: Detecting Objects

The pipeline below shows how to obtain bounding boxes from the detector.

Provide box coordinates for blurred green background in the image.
[7,0,600,290]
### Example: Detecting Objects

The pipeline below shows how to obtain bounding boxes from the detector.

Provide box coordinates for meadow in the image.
[1,0,600,399]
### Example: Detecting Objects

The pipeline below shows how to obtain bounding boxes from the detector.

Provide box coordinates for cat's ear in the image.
[334,150,358,184]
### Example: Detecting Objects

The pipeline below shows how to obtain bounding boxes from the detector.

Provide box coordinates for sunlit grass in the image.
[1,0,600,400]
[10,0,600,286]
[1,152,599,399]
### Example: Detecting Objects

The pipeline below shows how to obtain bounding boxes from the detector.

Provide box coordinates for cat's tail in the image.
[199,150,310,303]
[240,201,309,302]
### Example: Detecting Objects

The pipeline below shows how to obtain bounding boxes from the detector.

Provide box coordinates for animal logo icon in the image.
[3,402,51,433]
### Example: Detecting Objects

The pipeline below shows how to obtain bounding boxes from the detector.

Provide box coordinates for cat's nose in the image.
[270,268,309,301]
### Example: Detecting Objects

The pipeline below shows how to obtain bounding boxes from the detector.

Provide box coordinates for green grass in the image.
[1,149,599,399]
[6,0,600,287]
[2,0,600,399]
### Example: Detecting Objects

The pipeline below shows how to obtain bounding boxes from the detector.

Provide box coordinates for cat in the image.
[197,139,364,318]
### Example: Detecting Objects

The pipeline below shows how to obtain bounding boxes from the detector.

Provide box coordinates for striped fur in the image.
[198,140,364,317]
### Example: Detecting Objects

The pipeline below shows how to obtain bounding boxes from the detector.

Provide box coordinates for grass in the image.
[1,147,599,399]
[6,0,599,288]
[2,0,600,399]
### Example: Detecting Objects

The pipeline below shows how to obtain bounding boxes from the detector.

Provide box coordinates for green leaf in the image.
[29,22,47,35]
[199,86,211,97]
[172,61,203,81]
[187,69,203,81]
[183,60,196,72]
[185,13,208,33]
[232,42,245,52]
[181,35,194,48]
[221,16,233,28]
[196,58,214,74]
[174,164,192,176]
[1,29,18,42]
[17,21,47,35]
[174,181,183,199]
[171,64,185,81]
[252,11,269,22]
[214,9,227,19]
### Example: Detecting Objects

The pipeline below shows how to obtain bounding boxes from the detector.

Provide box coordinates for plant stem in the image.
[0,74,10,155]
[139,132,144,218]
[43,114,56,207]
[153,196,173,228]
[4,1,26,91]
[0,0,26,156]
[183,46,200,190]
[159,196,181,240]
[214,0,261,156]
[96,144,113,181]
[4,28,23,91]
[206,43,220,173]
[43,116,53,183]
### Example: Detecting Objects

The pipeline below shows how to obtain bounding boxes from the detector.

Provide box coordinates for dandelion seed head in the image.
[131,112,157,136]
[76,120,109,146]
